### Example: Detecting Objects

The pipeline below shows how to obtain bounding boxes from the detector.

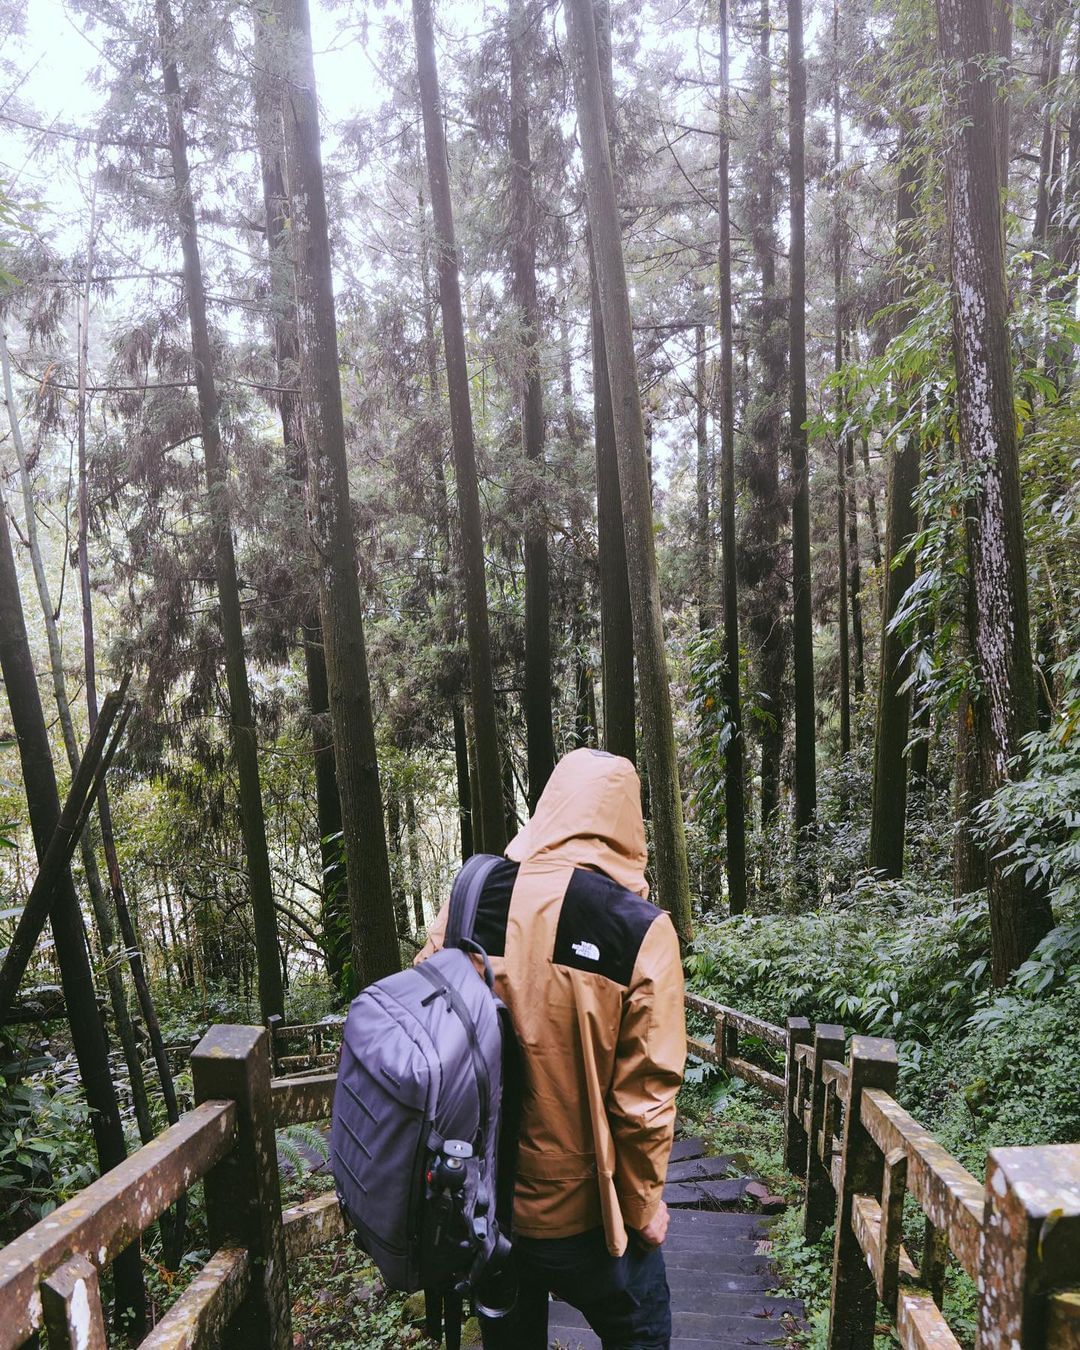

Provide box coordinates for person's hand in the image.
[638,1200,669,1248]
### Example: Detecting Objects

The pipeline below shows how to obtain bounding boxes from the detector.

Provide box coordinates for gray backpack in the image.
[330,854,519,1348]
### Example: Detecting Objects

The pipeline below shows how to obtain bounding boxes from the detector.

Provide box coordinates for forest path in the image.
[547,1138,803,1349]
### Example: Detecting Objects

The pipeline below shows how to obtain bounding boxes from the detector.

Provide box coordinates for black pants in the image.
[478,1227,671,1350]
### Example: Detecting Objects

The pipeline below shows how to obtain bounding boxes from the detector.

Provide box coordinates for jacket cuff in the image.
[618,1181,663,1232]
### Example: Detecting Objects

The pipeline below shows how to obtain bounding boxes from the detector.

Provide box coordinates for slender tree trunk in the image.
[591,0,636,766]
[386,790,409,937]
[860,436,882,569]
[936,0,1055,980]
[413,0,507,854]
[0,496,145,1335]
[952,683,988,896]
[453,701,474,862]
[405,791,425,930]
[743,0,787,835]
[252,19,349,992]
[1,326,156,1153]
[846,432,865,700]
[71,219,185,1250]
[420,206,475,866]
[155,0,283,1019]
[833,3,851,762]
[869,130,922,879]
[565,0,692,942]
[1032,0,1064,249]
[717,0,747,915]
[695,322,711,632]
[509,0,556,811]
[591,247,637,764]
[275,0,400,987]
[788,0,817,864]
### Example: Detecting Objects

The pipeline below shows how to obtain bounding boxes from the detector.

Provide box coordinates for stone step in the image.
[665,1177,751,1208]
[666,1155,736,1183]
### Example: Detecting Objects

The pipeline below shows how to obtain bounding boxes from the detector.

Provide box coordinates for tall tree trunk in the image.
[413,0,507,854]
[1032,0,1064,249]
[743,0,787,834]
[419,203,475,866]
[509,0,556,811]
[72,216,186,1229]
[833,1,851,761]
[868,129,922,879]
[717,0,747,915]
[405,791,425,930]
[591,247,637,764]
[591,0,636,766]
[565,0,693,943]
[788,0,817,866]
[386,790,409,937]
[1,326,154,1152]
[952,683,988,896]
[936,0,1055,980]
[0,496,145,1335]
[860,436,882,569]
[275,0,400,988]
[155,0,284,1019]
[695,322,711,631]
[252,17,349,992]
[846,433,865,700]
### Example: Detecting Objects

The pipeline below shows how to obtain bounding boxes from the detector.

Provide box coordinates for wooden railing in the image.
[1,996,1078,1348]
[687,994,1080,1350]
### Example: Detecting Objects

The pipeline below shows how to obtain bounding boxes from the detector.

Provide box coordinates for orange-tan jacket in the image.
[417,748,686,1257]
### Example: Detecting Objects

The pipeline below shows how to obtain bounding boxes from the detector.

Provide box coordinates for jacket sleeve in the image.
[606,912,686,1230]
[414,901,449,965]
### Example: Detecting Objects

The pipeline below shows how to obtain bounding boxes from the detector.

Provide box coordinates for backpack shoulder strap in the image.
[445,853,502,948]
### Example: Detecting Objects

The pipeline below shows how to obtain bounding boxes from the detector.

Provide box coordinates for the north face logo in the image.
[571,941,600,961]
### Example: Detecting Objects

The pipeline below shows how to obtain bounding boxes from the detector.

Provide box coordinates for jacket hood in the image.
[505,748,649,897]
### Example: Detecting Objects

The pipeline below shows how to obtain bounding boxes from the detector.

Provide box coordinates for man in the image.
[417,747,686,1350]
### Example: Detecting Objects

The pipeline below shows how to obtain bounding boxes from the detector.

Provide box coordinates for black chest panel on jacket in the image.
[472,858,520,957]
[552,868,659,986]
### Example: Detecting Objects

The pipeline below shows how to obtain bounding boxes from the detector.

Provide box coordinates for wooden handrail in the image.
[0,1101,235,1348]
[0,993,1076,1348]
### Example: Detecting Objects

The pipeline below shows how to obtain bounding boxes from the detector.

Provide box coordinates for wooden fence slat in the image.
[826,1035,898,1350]
[920,1218,948,1306]
[805,1024,845,1243]
[897,1289,964,1350]
[879,1147,908,1313]
[192,1026,291,1350]
[139,1249,250,1350]
[282,1193,348,1263]
[860,1087,984,1280]
[41,1255,106,1350]
[271,1073,337,1128]
[0,1102,235,1349]
[784,1017,811,1176]
[725,1055,784,1099]
[683,994,786,1047]
[1047,1291,1080,1343]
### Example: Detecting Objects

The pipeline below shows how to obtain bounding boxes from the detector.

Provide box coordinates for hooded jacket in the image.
[417,748,686,1257]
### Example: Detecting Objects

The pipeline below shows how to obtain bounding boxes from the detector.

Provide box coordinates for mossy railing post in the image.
[265,1013,283,1076]
[191,1025,291,1349]
[827,1035,897,1350]
[41,1255,107,1349]
[713,1011,737,1071]
[976,1144,1080,1348]
[784,1016,811,1177]
[804,1023,844,1242]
